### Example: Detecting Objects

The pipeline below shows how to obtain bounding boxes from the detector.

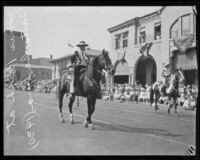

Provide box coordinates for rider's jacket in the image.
[161,69,171,86]
[76,50,90,67]
[66,50,90,71]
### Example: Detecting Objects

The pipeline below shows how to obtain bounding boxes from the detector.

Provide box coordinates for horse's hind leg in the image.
[68,94,75,124]
[59,90,65,123]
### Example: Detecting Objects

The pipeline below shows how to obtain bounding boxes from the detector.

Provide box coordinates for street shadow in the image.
[177,114,195,118]
[93,121,184,138]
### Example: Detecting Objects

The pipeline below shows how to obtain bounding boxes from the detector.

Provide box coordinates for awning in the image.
[174,49,197,70]
[114,61,129,75]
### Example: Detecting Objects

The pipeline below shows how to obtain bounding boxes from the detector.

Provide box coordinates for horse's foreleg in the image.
[77,96,79,107]
[150,88,154,106]
[68,94,75,124]
[155,94,160,113]
[168,97,173,115]
[174,98,179,116]
[59,91,65,123]
[84,96,96,129]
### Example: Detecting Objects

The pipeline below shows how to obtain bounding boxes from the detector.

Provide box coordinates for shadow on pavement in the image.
[93,121,184,138]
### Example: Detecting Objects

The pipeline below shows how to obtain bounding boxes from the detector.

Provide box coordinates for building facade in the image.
[11,64,53,81]
[50,49,102,80]
[107,6,197,86]
[4,30,26,67]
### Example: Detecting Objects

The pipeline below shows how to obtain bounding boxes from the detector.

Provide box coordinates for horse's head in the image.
[97,49,114,75]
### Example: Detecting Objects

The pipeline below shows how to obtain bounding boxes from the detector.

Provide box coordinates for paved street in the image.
[4,88,196,155]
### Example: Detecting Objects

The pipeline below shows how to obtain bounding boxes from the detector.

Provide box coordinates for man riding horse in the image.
[66,41,90,95]
[150,62,184,115]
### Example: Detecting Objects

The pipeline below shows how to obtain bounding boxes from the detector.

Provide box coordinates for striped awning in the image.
[115,61,129,75]
[174,49,197,70]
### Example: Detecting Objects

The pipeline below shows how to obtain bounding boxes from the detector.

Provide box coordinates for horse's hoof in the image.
[70,119,75,124]
[175,113,179,116]
[168,108,171,115]
[83,120,88,128]
[70,114,74,124]
[88,123,95,130]
[60,118,65,123]
[157,110,160,113]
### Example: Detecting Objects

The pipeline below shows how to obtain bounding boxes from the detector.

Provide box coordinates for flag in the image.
[140,42,152,57]
[67,43,74,48]
[173,34,194,53]
[193,6,197,15]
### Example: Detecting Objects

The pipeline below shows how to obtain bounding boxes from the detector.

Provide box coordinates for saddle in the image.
[73,65,101,98]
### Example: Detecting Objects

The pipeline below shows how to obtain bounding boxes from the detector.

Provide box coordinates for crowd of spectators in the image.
[101,82,198,111]
[5,79,59,94]
[4,77,198,111]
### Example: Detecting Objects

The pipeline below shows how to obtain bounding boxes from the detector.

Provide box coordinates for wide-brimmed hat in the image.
[76,41,89,47]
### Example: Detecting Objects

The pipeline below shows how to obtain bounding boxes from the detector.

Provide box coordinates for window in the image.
[170,20,179,38]
[170,14,194,39]
[115,34,121,49]
[139,27,146,43]
[122,31,128,48]
[182,15,190,36]
[154,23,161,40]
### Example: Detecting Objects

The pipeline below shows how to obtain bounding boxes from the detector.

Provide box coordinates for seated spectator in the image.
[124,89,131,101]
[114,89,121,100]
[188,95,196,110]
[138,88,146,102]
[183,98,190,110]
[129,88,135,101]
[178,93,185,107]
[109,90,114,101]
[102,90,109,101]
[120,93,126,103]
[120,87,126,103]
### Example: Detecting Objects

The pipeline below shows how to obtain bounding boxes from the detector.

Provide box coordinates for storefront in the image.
[135,55,157,86]
[172,48,198,85]
[113,60,129,84]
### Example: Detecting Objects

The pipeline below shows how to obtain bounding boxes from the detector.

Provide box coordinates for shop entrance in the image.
[135,56,157,86]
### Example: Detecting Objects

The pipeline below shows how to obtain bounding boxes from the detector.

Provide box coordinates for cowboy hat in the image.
[76,41,89,47]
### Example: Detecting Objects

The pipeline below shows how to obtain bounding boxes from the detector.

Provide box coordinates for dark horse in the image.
[150,69,184,115]
[58,49,114,129]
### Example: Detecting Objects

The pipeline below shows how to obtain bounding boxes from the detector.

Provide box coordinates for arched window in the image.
[170,20,179,38]
[170,14,194,39]
[181,14,190,36]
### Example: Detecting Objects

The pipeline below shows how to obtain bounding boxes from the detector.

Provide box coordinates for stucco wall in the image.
[108,6,195,84]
